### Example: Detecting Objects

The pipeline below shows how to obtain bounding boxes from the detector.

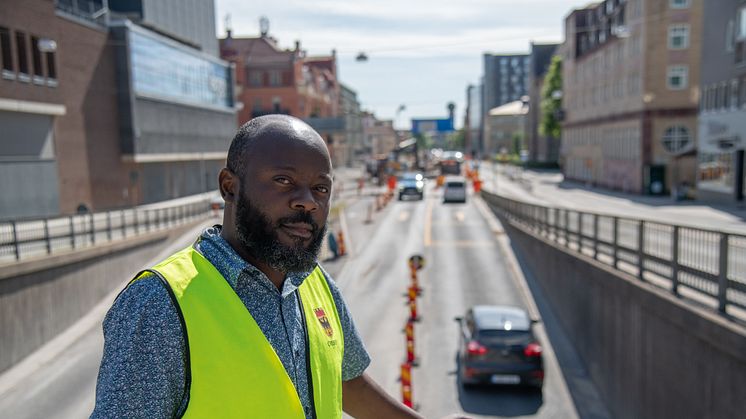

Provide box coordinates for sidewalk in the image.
[480,162,746,235]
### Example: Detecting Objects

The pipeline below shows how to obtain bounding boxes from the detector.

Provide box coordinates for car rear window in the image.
[477,330,532,345]
[446,182,464,187]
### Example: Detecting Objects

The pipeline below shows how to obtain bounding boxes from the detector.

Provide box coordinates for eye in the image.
[274,176,292,185]
[315,185,330,194]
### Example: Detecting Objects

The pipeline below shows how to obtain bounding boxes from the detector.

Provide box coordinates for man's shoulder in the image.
[107,273,176,323]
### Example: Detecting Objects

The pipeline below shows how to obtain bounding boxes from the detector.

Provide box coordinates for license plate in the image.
[490,374,520,384]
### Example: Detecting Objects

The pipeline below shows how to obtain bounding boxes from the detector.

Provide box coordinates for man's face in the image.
[232,135,332,274]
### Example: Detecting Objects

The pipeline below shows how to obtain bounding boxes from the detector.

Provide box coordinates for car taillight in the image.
[524,342,542,357]
[467,340,487,356]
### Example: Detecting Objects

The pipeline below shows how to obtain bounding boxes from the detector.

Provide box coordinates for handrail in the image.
[0,195,217,264]
[481,191,746,318]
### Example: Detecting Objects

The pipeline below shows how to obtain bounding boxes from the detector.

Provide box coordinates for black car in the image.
[455,305,543,389]
[398,172,425,200]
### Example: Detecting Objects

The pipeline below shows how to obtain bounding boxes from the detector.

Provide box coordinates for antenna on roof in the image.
[224,14,232,38]
[260,16,270,37]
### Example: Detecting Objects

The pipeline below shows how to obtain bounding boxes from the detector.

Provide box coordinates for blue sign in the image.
[411,118,454,134]
[130,30,232,110]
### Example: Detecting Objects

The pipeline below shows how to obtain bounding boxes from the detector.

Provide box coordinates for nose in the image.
[290,187,319,212]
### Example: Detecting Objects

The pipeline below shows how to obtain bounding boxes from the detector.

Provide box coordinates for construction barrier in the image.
[337,231,346,256]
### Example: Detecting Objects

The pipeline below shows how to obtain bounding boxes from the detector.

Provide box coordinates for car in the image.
[398,172,425,200]
[455,305,544,390]
[443,176,467,203]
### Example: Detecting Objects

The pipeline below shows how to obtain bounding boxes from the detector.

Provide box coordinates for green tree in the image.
[539,55,562,139]
[446,128,465,150]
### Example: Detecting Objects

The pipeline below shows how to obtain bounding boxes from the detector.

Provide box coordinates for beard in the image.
[234,191,326,274]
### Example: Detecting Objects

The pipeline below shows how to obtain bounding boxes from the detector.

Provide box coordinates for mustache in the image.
[276,211,320,234]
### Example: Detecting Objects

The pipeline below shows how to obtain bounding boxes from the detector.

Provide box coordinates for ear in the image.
[219,168,239,203]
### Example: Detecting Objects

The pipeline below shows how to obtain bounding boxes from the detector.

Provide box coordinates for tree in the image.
[539,55,562,139]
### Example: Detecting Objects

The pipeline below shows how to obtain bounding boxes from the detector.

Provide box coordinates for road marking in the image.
[454,211,465,222]
[429,240,494,248]
[398,210,410,222]
[424,199,433,247]
[339,208,354,257]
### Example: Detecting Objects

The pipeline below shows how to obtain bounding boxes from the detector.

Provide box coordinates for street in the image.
[0,168,608,418]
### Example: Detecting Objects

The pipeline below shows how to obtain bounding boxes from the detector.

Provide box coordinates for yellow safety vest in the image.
[132,246,344,418]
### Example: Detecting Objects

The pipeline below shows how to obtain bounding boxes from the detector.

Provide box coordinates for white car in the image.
[443,176,467,203]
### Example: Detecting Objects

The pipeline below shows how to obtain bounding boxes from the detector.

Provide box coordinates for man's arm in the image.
[91,276,186,419]
[342,373,423,419]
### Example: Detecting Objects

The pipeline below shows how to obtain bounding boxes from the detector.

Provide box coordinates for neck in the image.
[220,228,285,289]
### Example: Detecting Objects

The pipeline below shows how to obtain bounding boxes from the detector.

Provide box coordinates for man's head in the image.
[220,115,332,275]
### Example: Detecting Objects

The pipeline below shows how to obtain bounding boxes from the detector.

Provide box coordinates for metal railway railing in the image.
[0,197,215,264]
[481,191,746,319]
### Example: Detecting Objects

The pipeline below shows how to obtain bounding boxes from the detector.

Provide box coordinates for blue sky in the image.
[214,0,584,129]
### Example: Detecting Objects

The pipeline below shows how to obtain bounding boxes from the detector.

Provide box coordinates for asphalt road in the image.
[334,178,604,418]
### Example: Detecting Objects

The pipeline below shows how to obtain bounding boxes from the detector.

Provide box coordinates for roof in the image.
[488,100,529,116]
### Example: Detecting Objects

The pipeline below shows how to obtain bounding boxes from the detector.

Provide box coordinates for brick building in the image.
[561,0,702,195]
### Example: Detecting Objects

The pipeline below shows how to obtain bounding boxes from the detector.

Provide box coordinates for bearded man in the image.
[91,115,424,419]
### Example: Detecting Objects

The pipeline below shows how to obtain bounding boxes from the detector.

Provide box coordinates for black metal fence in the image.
[0,199,215,264]
[482,191,746,318]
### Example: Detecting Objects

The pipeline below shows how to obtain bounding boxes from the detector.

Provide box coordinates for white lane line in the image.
[424,199,433,247]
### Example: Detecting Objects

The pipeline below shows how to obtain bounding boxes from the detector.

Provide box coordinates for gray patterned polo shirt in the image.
[91,226,370,418]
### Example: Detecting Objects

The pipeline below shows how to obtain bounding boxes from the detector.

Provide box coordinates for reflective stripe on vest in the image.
[134,247,344,418]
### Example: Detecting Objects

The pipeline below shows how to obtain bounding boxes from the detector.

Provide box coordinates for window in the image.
[662,126,690,154]
[727,20,735,52]
[252,97,262,111]
[45,50,56,80]
[15,31,28,76]
[268,70,281,86]
[739,6,746,40]
[248,70,262,87]
[668,25,689,49]
[669,0,689,9]
[732,80,739,108]
[31,36,43,79]
[272,96,281,112]
[0,27,12,75]
[667,65,688,90]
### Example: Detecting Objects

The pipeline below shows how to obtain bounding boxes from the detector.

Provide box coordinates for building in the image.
[339,83,364,165]
[482,53,530,154]
[464,83,482,157]
[219,24,348,165]
[526,42,560,164]
[697,0,746,203]
[561,0,702,195]
[362,112,397,157]
[0,0,235,218]
[483,100,529,157]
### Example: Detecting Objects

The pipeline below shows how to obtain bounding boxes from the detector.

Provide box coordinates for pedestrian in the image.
[90,115,425,418]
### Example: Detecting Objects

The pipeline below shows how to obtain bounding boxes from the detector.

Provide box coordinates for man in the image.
[91,115,422,418]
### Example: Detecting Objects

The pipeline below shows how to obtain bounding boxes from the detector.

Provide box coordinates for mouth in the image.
[280,222,314,240]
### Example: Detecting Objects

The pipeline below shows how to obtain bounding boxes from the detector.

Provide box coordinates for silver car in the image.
[443,176,467,203]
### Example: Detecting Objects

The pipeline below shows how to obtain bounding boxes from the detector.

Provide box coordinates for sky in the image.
[214,0,584,129]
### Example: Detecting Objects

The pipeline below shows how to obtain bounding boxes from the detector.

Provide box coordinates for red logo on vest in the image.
[314,308,334,338]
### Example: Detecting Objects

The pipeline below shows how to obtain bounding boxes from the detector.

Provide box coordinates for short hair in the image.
[226,118,262,179]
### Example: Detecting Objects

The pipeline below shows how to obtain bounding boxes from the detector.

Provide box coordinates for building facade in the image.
[561,0,702,195]
[483,100,529,157]
[526,42,560,164]
[340,83,364,165]
[697,0,746,203]
[482,53,530,155]
[0,0,235,218]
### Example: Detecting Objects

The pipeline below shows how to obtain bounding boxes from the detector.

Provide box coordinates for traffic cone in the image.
[337,231,346,256]
[401,382,413,409]
[409,299,418,322]
[400,362,412,386]
[406,336,415,363]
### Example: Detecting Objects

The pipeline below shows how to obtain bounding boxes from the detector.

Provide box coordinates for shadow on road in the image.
[457,381,543,417]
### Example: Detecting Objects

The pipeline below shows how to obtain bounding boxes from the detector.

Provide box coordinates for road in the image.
[336,177,602,418]
[0,167,608,418]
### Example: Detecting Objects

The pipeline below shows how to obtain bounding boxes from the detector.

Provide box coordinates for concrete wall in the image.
[0,221,201,374]
[483,195,746,419]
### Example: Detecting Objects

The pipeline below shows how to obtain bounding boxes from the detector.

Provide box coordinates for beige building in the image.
[362,112,397,157]
[484,100,529,157]
[561,0,702,194]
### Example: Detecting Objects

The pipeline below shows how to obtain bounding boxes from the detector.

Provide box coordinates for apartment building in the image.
[526,43,560,164]
[561,0,702,194]
[697,0,746,203]
[482,53,530,155]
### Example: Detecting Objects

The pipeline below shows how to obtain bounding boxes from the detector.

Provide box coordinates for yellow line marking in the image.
[424,199,433,247]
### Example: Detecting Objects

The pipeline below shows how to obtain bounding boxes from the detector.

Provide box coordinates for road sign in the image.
[408,254,425,270]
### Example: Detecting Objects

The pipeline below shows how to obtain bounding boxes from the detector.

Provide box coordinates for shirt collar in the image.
[195,225,314,297]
